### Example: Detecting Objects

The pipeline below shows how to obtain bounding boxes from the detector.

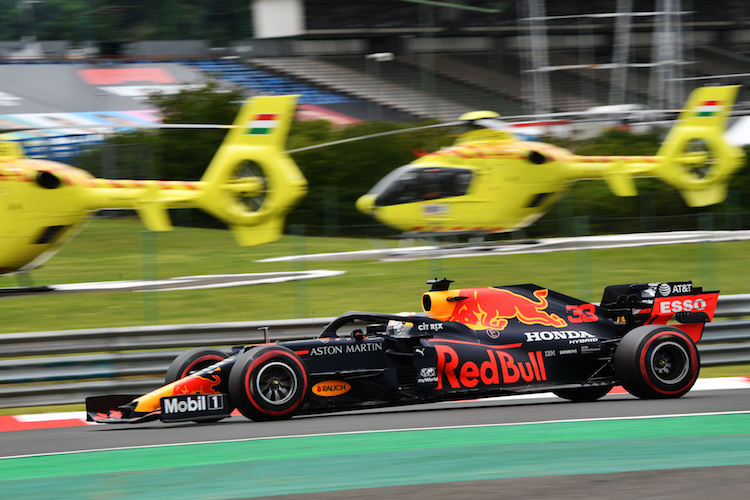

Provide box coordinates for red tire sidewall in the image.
[638,330,699,396]
[242,348,308,418]
[179,354,228,379]
[165,348,229,385]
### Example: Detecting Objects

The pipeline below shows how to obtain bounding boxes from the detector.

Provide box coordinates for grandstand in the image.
[182,59,349,106]
[1,1,750,135]
[239,1,750,119]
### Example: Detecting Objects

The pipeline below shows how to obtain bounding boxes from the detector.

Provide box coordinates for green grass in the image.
[2,217,750,334]
[701,365,750,378]
[2,221,747,418]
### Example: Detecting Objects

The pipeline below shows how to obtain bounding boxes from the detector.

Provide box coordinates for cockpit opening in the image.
[371,166,473,206]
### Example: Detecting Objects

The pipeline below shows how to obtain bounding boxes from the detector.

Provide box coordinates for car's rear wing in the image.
[600,281,719,342]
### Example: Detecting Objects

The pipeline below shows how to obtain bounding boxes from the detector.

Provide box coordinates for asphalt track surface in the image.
[2,387,750,499]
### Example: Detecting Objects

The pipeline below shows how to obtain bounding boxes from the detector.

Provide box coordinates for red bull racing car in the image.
[87,279,719,424]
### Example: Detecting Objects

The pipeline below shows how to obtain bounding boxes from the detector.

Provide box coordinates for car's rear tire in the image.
[553,385,613,402]
[614,325,700,399]
[228,345,309,421]
[165,348,229,384]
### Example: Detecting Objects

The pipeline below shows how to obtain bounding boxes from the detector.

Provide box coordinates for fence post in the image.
[142,230,158,325]
[425,236,444,281]
[699,212,715,291]
[640,191,656,232]
[323,187,340,237]
[291,225,308,318]
[725,191,741,230]
[574,216,592,299]
[557,193,572,238]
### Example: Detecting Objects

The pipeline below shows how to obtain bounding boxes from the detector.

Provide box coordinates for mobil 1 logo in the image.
[160,393,231,422]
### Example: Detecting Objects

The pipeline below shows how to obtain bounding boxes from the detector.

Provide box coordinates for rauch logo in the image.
[312,380,351,397]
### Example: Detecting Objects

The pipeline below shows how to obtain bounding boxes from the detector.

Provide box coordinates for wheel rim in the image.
[650,341,690,385]
[256,361,298,406]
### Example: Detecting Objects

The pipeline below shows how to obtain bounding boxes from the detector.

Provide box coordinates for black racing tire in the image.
[228,345,309,421]
[553,385,613,402]
[165,348,229,384]
[613,325,700,399]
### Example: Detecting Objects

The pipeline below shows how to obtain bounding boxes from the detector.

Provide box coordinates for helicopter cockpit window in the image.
[373,167,473,206]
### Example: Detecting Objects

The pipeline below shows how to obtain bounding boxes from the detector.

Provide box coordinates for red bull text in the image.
[435,344,547,390]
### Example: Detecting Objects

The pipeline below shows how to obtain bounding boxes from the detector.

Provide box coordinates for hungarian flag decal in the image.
[695,100,723,117]
[246,114,279,135]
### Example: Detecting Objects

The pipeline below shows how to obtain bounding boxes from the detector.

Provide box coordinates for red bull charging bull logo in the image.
[170,372,222,395]
[132,369,223,414]
[439,287,568,330]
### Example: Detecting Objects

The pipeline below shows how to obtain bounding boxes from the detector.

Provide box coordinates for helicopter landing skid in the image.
[0,285,54,296]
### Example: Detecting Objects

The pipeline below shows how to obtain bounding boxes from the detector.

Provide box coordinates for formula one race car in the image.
[86,279,719,424]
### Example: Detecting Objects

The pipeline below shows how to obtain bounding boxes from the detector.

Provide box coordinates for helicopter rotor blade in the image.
[0,124,237,134]
[2,110,522,153]
[285,121,463,154]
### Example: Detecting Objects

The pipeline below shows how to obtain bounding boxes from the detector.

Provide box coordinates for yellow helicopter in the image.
[355,85,746,235]
[0,95,306,276]
[0,85,743,279]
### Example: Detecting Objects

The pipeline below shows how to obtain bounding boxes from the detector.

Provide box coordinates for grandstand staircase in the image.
[183,59,349,105]
[549,51,651,106]
[250,57,474,121]
[394,53,601,114]
[398,53,526,110]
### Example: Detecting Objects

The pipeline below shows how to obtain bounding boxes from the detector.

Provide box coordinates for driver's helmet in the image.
[387,312,416,336]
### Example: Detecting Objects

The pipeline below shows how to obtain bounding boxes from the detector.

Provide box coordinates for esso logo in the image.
[659,298,707,314]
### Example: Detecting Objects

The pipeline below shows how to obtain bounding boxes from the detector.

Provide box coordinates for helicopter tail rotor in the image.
[195,95,307,246]
[655,85,745,207]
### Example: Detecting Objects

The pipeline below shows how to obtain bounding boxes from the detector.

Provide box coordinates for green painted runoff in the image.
[1,413,749,499]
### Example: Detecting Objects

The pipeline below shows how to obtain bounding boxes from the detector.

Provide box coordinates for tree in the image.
[148,82,244,180]
[73,89,750,237]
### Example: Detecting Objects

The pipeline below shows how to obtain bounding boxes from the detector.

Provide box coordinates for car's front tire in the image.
[228,345,309,421]
[614,325,700,399]
[165,347,229,384]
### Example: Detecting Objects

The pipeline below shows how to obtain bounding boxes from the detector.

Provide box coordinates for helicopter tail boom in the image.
[82,95,306,245]
[567,86,745,207]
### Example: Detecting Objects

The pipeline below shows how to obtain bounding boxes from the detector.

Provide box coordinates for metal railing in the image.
[0,317,334,409]
[1,296,749,409]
